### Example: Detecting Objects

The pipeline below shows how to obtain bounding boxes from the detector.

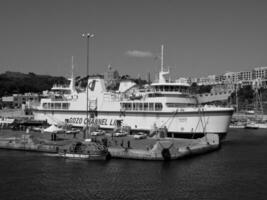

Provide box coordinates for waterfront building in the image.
[238,71,252,81]
[187,77,198,85]
[215,74,225,83]
[252,66,267,79]
[192,75,217,86]
[223,72,238,83]
[1,93,40,109]
[175,77,189,84]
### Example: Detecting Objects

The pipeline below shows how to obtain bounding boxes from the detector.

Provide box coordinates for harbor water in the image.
[1,129,267,200]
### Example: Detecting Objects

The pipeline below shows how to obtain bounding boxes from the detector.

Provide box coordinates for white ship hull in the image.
[33,108,233,138]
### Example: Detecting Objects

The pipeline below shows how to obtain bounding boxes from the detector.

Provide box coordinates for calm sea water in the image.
[1,129,267,200]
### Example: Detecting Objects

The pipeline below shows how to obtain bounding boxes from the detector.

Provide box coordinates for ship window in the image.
[155,103,162,111]
[43,103,48,109]
[135,103,139,111]
[167,86,170,91]
[148,93,164,98]
[149,103,154,111]
[164,86,167,91]
[133,103,137,110]
[126,103,132,110]
[55,103,61,109]
[166,103,189,107]
[122,103,132,111]
[139,103,143,110]
[144,103,148,111]
[62,103,69,109]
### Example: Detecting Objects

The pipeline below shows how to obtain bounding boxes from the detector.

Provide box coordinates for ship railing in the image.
[52,84,70,89]
[48,94,73,101]
[103,92,124,102]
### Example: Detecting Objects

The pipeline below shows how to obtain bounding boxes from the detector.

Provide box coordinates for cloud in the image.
[125,50,154,58]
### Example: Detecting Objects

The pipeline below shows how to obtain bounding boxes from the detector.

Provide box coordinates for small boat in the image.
[229,121,246,129]
[244,122,259,129]
[58,140,110,160]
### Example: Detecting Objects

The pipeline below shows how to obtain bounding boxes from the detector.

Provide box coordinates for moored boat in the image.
[245,122,259,129]
[58,140,110,160]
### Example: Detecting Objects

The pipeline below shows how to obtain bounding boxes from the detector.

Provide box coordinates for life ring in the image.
[161,148,171,161]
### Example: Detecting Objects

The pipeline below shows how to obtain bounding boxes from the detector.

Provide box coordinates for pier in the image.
[108,133,219,160]
[0,128,220,161]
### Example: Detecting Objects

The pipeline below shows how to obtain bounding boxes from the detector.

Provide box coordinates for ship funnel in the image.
[87,76,107,93]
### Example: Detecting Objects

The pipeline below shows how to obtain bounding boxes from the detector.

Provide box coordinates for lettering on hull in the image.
[68,117,120,126]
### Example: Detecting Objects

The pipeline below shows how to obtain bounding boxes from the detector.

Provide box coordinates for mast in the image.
[82,33,94,139]
[71,56,74,80]
[70,56,75,92]
[161,45,164,72]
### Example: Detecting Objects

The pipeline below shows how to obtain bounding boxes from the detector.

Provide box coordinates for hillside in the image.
[0,71,68,97]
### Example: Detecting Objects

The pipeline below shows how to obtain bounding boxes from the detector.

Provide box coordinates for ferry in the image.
[33,46,234,139]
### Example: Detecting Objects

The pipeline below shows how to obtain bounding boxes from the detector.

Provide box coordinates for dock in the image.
[108,134,219,160]
[0,129,220,161]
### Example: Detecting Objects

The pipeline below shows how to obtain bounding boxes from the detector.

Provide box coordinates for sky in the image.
[1,0,267,80]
